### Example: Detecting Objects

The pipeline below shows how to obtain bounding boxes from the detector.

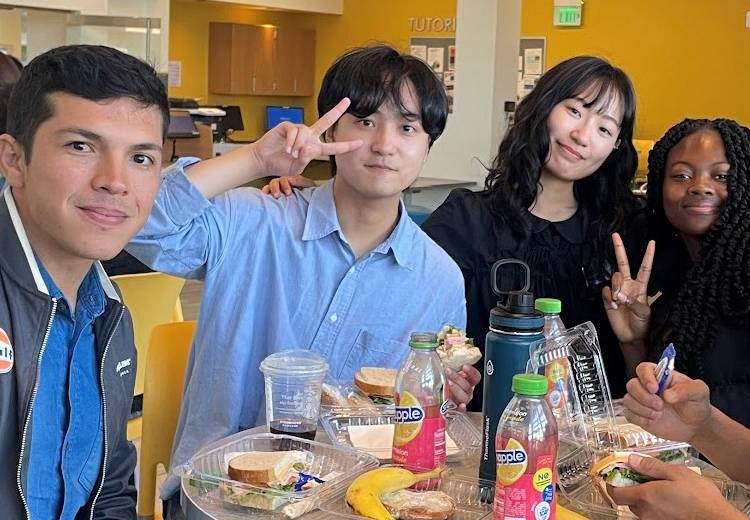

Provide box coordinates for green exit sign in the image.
[554,5,582,26]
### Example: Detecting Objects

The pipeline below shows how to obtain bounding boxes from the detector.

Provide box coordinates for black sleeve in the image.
[421,188,479,273]
[93,434,137,519]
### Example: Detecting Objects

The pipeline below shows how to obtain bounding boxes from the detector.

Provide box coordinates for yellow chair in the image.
[137,320,196,520]
[111,272,185,440]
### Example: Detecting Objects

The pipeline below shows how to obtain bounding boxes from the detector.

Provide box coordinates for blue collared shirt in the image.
[127,159,466,497]
[27,261,105,519]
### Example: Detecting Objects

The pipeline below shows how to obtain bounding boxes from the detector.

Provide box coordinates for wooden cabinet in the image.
[208,22,315,97]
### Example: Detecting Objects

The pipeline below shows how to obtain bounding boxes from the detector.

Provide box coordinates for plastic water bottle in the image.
[536,298,565,339]
[480,260,544,483]
[493,374,558,520]
[535,298,569,423]
[392,332,447,489]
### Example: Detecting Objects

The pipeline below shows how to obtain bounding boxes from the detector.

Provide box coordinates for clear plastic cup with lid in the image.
[259,349,329,440]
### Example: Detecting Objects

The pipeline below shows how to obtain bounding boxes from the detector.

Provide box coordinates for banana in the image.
[557,503,590,519]
[345,466,443,520]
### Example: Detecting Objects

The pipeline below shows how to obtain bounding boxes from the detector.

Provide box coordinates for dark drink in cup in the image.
[269,419,317,440]
[260,350,328,442]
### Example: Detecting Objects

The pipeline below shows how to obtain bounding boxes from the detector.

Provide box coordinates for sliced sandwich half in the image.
[354,367,397,405]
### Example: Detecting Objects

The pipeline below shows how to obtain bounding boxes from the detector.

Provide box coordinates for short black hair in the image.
[318,44,448,175]
[7,45,169,159]
[0,84,12,134]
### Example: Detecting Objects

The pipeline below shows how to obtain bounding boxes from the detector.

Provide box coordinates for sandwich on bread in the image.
[436,326,482,371]
[354,367,397,405]
[380,490,457,520]
[221,450,311,510]
[591,451,700,509]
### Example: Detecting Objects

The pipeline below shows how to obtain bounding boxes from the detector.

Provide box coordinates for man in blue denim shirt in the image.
[128,46,480,516]
[0,45,169,519]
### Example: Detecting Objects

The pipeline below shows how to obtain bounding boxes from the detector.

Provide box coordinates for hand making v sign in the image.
[251,97,363,178]
[602,233,656,371]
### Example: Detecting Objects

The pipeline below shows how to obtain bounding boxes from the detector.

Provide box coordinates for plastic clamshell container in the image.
[528,323,695,489]
[320,379,394,416]
[180,432,379,520]
[317,468,495,520]
[319,409,481,464]
[527,322,620,488]
[559,456,750,519]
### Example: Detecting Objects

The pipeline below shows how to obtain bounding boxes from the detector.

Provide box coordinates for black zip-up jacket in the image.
[0,188,138,519]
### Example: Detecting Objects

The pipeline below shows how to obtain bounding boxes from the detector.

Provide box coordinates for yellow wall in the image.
[521,0,750,140]
[169,0,456,140]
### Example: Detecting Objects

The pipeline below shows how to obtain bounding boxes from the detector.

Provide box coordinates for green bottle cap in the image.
[535,298,562,314]
[409,332,438,349]
[511,374,548,396]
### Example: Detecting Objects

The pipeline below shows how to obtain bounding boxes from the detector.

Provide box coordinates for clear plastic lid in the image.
[560,455,750,518]
[527,321,707,508]
[260,349,329,379]
[319,409,481,466]
[180,432,378,519]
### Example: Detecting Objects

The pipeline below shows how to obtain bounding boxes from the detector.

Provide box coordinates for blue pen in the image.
[655,343,676,396]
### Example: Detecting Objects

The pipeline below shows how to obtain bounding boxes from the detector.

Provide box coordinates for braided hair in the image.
[646,118,750,375]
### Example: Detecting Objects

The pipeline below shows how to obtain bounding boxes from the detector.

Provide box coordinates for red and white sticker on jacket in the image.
[0,328,13,374]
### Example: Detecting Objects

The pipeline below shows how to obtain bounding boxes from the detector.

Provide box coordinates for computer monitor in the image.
[215,105,244,141]
[266,106,304,130]
[166,110,199,138]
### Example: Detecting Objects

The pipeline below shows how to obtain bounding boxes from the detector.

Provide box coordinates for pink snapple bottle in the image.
[392,332,447,489]
[493,374,558,520]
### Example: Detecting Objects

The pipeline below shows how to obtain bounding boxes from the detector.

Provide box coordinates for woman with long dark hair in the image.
[422,56,642,408]
[605,118,750,427]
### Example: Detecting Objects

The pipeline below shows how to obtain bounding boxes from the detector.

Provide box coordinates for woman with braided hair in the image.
[604,117,750,427]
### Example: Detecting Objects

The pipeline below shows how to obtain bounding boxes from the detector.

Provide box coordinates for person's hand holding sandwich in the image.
[605,361,750,519]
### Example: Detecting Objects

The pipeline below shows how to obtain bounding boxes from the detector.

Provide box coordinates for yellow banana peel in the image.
[345,466,443,520]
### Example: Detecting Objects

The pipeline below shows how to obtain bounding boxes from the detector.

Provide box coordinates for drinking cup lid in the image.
[259,349,329,378]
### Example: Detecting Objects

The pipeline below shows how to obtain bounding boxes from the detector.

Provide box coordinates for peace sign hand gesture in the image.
[251,97,363,178]
[602,232,656,345]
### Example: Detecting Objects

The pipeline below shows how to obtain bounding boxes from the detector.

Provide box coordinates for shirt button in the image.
[349,266,356,274]
[330,314,338,323]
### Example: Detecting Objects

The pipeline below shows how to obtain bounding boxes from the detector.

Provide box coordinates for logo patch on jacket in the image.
[116,357,132,377]
[0,328,14,374]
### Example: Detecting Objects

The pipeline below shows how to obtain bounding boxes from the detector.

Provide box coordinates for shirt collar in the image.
[37,257,106,320]
[302,179,341,242]
[301,179,419,270]
[525,206,588,244]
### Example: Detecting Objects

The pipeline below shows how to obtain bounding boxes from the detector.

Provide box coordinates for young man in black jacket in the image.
[0,45,168,519]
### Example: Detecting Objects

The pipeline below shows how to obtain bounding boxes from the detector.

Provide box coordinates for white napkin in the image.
[347,424,459,460]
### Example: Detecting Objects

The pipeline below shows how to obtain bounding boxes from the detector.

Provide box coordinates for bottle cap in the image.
[409,331,438,349]
[511,374,548,396]
[535,298,562,314]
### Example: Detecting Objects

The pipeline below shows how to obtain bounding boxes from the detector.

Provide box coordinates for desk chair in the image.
[137,321,196,520]
[111,272,185,440]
